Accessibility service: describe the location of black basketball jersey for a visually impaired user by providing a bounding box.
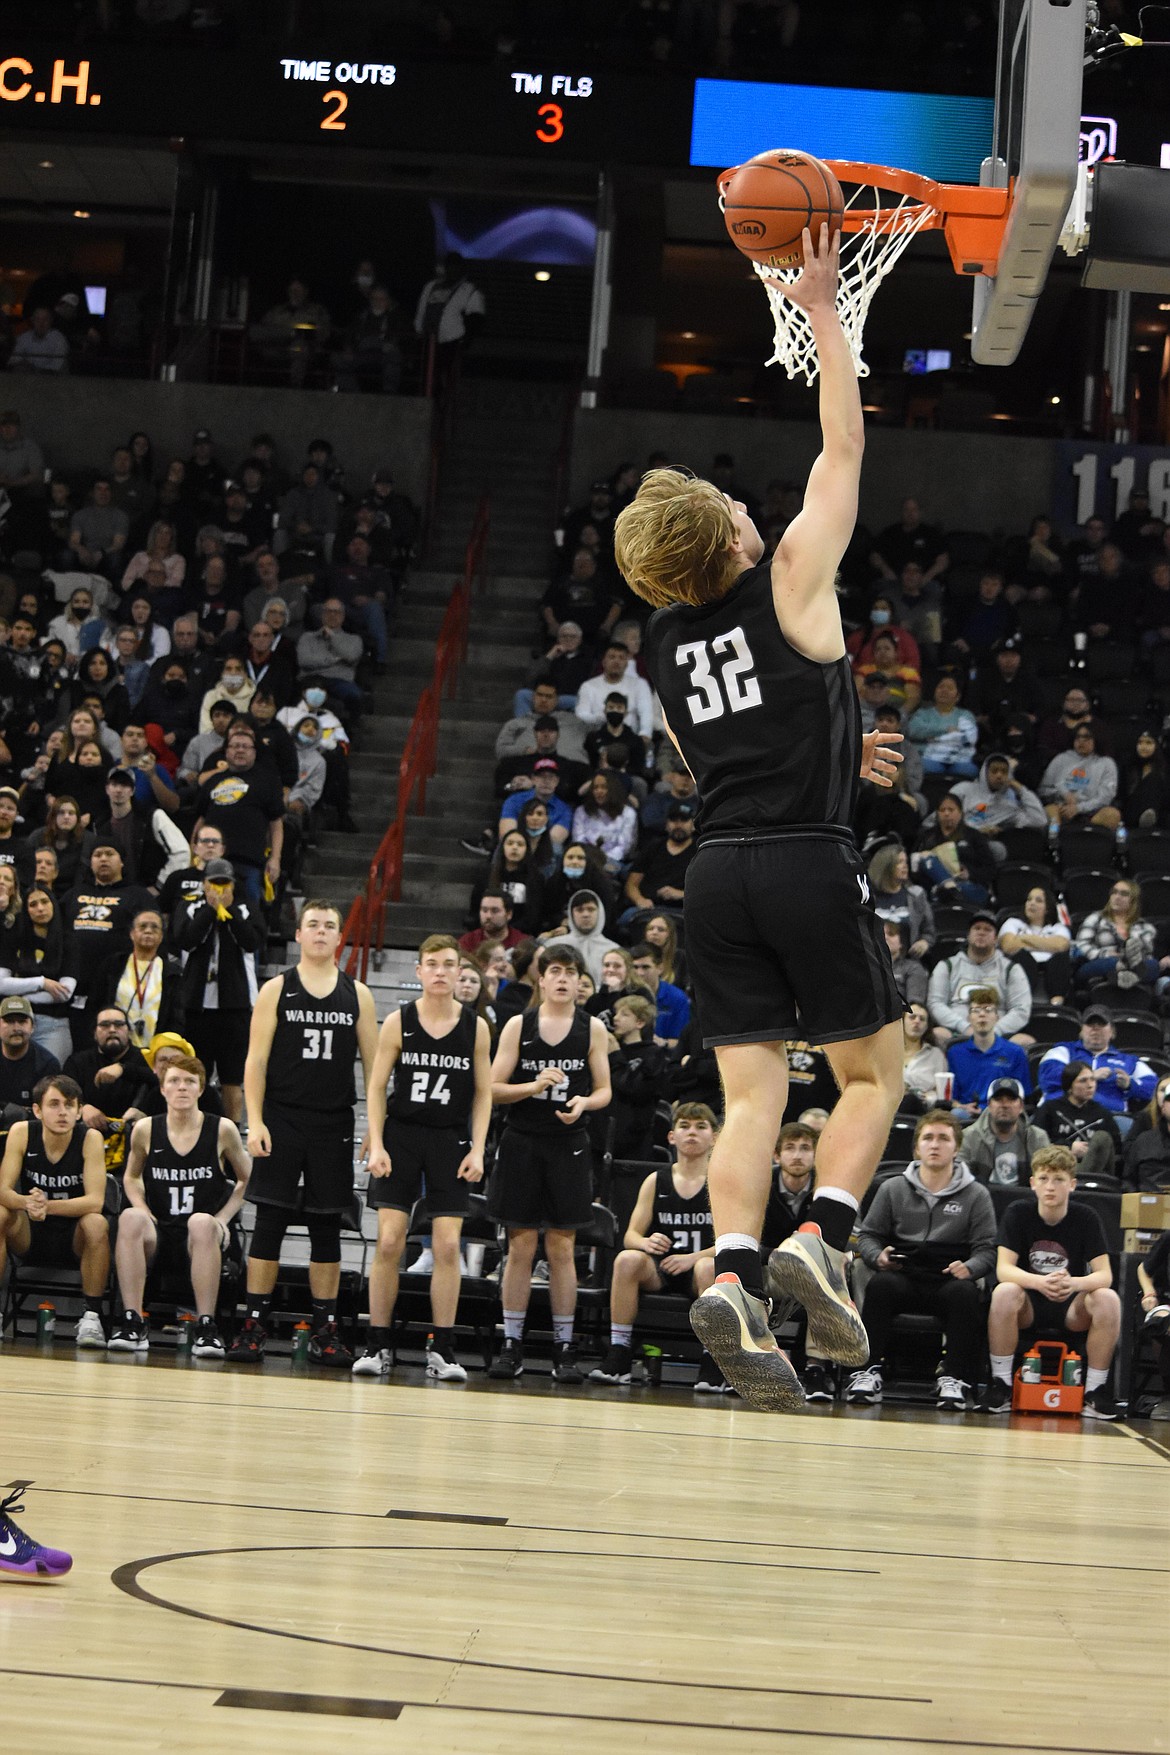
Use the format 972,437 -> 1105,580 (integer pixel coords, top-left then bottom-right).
507,1005 -> 593,1136
652,1165 -> 714,1256
645,560 -> 861,839
386,1001 -> 477,1132
142,1111 -> 231,1226
265,966 -> 361,1115
19,1121 -> 90,1202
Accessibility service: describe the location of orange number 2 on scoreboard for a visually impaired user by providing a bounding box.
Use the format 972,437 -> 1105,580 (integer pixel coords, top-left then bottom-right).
535,101 -> 563,144
321,89 -> 348,130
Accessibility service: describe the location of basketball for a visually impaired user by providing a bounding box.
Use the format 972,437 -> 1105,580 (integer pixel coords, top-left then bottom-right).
717,149 -> 844,269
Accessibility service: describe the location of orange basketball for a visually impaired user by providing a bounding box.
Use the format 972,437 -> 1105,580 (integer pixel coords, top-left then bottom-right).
718,149 -> 844,269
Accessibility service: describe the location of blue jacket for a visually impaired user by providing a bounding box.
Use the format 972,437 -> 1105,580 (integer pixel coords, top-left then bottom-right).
500,788 -> 573,837
946,1034 -> 1032,1106
1037,1042 -> 1157,1113
653,978 -> 690,1043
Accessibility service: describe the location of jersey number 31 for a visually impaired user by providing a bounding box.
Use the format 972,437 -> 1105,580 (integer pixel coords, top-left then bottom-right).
676,627 -> 762,725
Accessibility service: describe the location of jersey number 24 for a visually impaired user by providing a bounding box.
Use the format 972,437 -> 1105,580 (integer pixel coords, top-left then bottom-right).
676,627 -> 761,725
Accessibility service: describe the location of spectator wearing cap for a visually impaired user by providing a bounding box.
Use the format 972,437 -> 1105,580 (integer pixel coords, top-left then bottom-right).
856,669 -> 897,735
0,409 -> 43,496
494,713 -> 579,801
520,620 -> 595,712
69,479 -> 129,582
0,995 -> 60,1112
93,767 -> 186,890
974,637 -> 1042,743
9,305 -> 69,374
951,753 -> 1047,845
1037,1004 -> 1157,1135
498,759 -> 572,849
296,598 -> 364,714
927,912 -> 1033,1047
1072,875 -> 1158,996
124,1029 -> 224,1120
639,764 -> 699,839
191,720 -> 284,910
622,802 -> 697,926
575,642 -> 655,744
1041,722 -> 1121,829
961,1076 -> 1048,1185
946,991 -> 1032,1120
495,680 -> 589,766
1034,1060 -> 1121,1181
173,857 -> 264,1123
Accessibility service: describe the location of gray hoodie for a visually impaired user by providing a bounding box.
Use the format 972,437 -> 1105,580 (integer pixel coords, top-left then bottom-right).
953,759 -> 1047,833
559,887 -> 619,984
1039,747 -> 1119,817
859,1160 -> 998,1280
926,946 -> 1033,1037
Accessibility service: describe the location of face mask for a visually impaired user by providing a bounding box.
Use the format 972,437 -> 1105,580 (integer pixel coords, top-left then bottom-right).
526,825 -> 544,840
563,863 -> 586,880
870,609 -> 891,626
223,675 -> 244,692
304,687 -> 326,708
164,679 -> 186,696
605,712 -> 624,727
297,732 -> 317,748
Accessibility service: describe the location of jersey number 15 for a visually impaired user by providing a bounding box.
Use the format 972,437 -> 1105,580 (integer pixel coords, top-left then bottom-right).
676,627 -> 762,725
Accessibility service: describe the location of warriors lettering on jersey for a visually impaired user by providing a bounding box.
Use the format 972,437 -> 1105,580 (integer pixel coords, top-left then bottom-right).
20,1122 -> 89,1201
266,967 -> 361,1114
658,1204 -> 714,1230
387,1002 -> 476,1130
399,1050 -> 471,1071
282,1008 -> 354,1026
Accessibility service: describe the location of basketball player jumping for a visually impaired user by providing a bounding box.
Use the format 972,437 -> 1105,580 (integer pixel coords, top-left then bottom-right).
614,224 -> 905,1412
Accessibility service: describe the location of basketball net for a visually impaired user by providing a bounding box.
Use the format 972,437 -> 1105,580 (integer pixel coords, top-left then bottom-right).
752,183 -> 938,384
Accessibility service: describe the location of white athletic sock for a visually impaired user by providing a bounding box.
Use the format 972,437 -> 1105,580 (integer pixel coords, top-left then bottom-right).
1086,1366 -> 1109,1392
552,1315 -> 574,1344
990,1353 -> 1014,1384
715,1232 -> 759,1255
611,1323 -> 633,1348
503,1310 -> 525,1342
814,1186 -> 860,1212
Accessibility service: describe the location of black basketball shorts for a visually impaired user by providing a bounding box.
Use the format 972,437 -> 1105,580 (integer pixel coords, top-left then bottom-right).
17,1215 -> 80,1269
368,1120 -> 472,1217
683,831 -> 903,1048
487,1129 -> 594,1230
247,1108 -> 355,1214
186,1010 -> 251,1088
147,1222 -> 194,1285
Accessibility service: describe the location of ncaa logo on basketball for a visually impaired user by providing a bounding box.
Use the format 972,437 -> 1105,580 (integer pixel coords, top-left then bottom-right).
732,220 -> 767,238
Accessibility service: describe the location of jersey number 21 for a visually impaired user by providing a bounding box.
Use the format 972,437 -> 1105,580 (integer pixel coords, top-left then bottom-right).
676,627 -> 762,725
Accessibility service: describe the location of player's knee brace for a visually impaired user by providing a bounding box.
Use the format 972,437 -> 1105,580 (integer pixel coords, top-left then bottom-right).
307,1212 -> 342,1262
250,1205 -> 290,1261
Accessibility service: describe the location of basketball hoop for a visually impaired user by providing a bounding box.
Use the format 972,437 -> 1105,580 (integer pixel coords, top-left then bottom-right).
740,161 -> 1011,384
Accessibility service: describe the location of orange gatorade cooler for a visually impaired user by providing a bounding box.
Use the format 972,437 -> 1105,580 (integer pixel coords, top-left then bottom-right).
1011,1341 -> 1084,1415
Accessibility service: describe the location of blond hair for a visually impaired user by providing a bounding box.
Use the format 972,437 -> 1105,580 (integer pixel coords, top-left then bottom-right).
613,468 -> 740,610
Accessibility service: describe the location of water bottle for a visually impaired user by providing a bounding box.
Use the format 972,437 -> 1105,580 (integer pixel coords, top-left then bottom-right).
642,1343 -> 663,1388
1062,1354 -> 1083,1386
175,1313 -> 194,1352
292,1321 -> 312,1362
1020,1352 -> 1041,1383
36,1302 -> 56,1341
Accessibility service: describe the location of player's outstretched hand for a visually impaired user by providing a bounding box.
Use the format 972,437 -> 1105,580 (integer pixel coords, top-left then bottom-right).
767,224 -> 839,313
249,1124 -> 273,1158
859,728 -> 904,788
457,1148 -> 485,1183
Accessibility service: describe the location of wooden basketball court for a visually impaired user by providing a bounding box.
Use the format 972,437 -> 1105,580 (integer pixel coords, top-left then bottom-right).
2,1346 -> 1166,1755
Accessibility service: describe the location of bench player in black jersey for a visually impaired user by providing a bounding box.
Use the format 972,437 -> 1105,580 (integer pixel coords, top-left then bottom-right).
0,1075 -> 109,1348
614,226 -> 905,1412
230,899 -> 379,1367
590,1101 -> 722,1388
353,934 -> 492,1381
109,1055 -> 251,1358
488,943 -> 611,1383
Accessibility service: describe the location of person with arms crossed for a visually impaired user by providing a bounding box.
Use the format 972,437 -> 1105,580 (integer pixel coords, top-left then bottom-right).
487,943 -> 611,1383
613,226 -> 904,1411
108,1054 -> 250,1359
229,900 -> 379,1367
0,1075 -> 109,1348
354,935 -> 492,1382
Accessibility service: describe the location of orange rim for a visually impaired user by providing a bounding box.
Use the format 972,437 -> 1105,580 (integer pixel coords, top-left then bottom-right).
824,159 -> 1011,277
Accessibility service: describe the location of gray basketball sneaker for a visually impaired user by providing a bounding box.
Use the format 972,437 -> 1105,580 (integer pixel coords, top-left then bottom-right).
768,1223 -> 869,1368
688,1275 -> 803,1413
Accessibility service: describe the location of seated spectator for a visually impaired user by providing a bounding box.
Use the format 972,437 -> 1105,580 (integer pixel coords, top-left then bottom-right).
455,957 -> 496,1037
572,772 -> 639,876
93,766 -> 186,889
0,995 -> 62,1112
1120,727 -> 1170,830
1034,1060 -> 1120,1181
946,992 -> 1032,1118
927,912 -> 1033,1047
505,799 -> 559,880
642,912 -> 686,991
1073,875 -> 1158,997
276,682 -> 353,831
328,533 -> 390,669
589,1103 -> 716,1387
69,478 -> 128,582
497,679 -> 589,766
602,993 -> 667,1161
883,920 -> 927,1007
243,553 -> 308,637
498,758 -> 572,851
962,1077 -> 1048,1185
951,754 -> 1047,842
109,1053 -> 250,1358
1001,514 -> 1065,597
0,788 -> 34,885
575,642 -> 655,744
188,554 -> 241,651
847,1109 -> 996,1411
120,519 -> 186,598
257,278 -> 332,389
951,570 -> 1016,656
103,628 -> 151,708
178,700 -> 235,785
29,796 -> 95,895
852,628 -> 921,714
332,282 -> 405,393
470,830 -> 545,937
0,1074 -> 109,1348
912,793 -> 995,905
1073,541 -> 1134,641
542,888 -> 619,984
116,597 -> 172,664
75,649 -> 132,733
458,891 -> 525,956
1036,684 -> 1111,765
846,596 -> 921,674
296,597 -> 365,714
134,659 -> 200,760
907,674 -> 978,778
639,763 -> 699,839
1122,1073 -> 1170,1191
1135,557 -> 1170,652
986,1144 -> 1121,1417
494,714 -> 584,802
999,885 -> 1072,1006
540,547 -> 620,646
48,587 -> 103,659
868,841 -> 934,958
901,1001 -> 948,1111
761,1123 -> 817,1252
197,656 -> 255,733
542,841 -> 615,933
0,888 -> 77,1066
1138,1231 -> 1170,1400
623,802 -> 696,924
191,720 -> 284,910
973,637 -> 1042,743
870,496 -> 950,589
585,946 -> 645,1031
278,461 -> 339,553
1041,722 -> 1120,830
9,306 -> 69,374
42,736 -> 111,829
215,481 -> 268,569
629,940 -> 689,1048
583,692 -> 648,776
1036,1003 -> 1157,1133
519,621 -> 594,712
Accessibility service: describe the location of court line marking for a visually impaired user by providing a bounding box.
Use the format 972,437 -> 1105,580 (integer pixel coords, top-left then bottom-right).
216,1688 -> 403,1719
385,1508 -> 508,1525
1118,1423 -> 1170,1464
112,1544 -> 918,1705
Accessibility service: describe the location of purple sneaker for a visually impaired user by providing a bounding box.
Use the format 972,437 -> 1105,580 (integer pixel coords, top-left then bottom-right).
0,1488 -> 73,1582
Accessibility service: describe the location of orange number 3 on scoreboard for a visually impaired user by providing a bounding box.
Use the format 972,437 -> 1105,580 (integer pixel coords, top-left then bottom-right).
535,101 -> 563,144
321,89 -> 348,130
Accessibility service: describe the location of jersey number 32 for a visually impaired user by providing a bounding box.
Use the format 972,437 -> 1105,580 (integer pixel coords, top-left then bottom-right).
676,627 -> 762,725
